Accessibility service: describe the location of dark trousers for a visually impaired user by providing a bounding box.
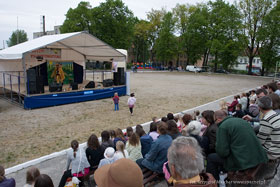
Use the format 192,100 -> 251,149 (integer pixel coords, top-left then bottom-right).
136,158 -> 146,169
58,170 -> 72,187
206,153 -> 224,180
129,107 -> 133,114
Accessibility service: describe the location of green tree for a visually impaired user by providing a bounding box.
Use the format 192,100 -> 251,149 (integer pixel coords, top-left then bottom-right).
61,0 -> 135,49
146,9 -> 166,63
239,0 -> 275,74
60,2 -> 92,34
182,4 -> 210,65
92,0 -> 136,49
208,0 -> 243,70
154,12 -> 177,65
132,20 -> 151,62
258,2 -> 280,75
173,4 -> 197,67
7,30 -> 28,47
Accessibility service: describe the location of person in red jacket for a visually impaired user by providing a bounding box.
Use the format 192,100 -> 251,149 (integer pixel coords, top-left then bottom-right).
113,92 -> 119,111
227,95 -> 238,114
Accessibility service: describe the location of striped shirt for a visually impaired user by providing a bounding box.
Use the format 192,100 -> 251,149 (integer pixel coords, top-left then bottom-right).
257,110 -> 280,159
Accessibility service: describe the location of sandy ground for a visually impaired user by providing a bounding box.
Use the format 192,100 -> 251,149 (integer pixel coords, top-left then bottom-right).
0,72 -> 272,168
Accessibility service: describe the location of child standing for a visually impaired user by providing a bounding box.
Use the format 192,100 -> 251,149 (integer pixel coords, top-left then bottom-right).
113,92 -> 119,111
127,93 -> 136,115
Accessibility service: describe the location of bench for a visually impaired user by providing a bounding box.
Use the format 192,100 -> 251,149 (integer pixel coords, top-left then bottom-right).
142,168 -> 162,186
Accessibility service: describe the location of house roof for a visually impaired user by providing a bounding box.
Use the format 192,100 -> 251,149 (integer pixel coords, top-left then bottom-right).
0,32 -> 125,61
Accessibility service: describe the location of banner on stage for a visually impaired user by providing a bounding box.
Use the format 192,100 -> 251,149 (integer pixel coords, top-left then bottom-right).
47,61 -> 74,85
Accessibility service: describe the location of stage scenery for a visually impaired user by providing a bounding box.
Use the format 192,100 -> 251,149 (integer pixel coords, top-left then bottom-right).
0,32 -> 129,109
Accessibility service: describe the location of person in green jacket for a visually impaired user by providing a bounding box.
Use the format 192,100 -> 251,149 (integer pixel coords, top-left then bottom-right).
206,110 -> 268,180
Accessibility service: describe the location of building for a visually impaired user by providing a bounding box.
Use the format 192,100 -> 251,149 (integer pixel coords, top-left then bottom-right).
33,25 -> 61,39
234,56 -> 262,74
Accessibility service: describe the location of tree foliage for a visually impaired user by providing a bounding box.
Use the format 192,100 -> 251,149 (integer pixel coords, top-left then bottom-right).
61,0 -> 135,49
154,12 -> 177,64
258,2 -> 280,74
239,0 -> 275,74
7,30 -> 28,47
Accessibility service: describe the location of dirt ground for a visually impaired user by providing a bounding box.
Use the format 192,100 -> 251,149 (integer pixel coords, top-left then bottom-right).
0,72 -> 272,168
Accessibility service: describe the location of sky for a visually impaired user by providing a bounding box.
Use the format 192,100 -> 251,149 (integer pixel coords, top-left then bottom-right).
0,0 -> 235,49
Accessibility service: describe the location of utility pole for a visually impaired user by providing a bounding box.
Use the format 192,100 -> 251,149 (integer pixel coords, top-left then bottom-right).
3,40 -> 5,49
43,15 -> 46,35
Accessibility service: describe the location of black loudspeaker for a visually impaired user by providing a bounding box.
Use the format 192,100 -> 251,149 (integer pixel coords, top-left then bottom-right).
113,72 -> 120,85
71,82 -> 78,90
118,68 -> 125,85
103,79 -> 114,87
85,81 -> 95,88
36,76 -> 45,93
49,83 -> 62,92
27,69 -> 37,82
28,82 -> 37,94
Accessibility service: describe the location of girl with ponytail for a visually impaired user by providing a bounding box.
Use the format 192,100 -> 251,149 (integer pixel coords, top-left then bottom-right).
58,140 -> 90,187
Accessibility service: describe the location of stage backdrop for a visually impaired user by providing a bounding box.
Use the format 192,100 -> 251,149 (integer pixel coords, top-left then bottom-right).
47,61 -> 74,84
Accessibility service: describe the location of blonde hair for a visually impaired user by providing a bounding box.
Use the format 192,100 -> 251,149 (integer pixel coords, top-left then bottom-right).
116,141 -> 126,158
114,92 -> 118,96
219,100 -> 228,111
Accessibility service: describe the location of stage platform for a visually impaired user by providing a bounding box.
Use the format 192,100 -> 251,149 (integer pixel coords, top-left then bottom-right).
23,85 -> 126,109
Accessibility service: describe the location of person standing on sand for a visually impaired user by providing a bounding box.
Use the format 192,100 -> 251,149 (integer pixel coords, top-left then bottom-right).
113,92 -> 119,111
128,93 -> 136,116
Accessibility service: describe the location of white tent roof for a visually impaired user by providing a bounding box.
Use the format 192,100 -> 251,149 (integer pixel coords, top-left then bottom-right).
0,32 -> 125,61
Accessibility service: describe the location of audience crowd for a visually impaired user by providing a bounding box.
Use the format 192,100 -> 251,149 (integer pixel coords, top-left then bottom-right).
2,81 -> 280,187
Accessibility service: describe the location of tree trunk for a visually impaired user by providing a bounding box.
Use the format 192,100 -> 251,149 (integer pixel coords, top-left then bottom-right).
248,56 -> 254,75
261,65 -> 265,76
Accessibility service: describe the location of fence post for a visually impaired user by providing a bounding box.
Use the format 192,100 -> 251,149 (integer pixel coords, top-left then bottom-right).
10,74 -> 12,100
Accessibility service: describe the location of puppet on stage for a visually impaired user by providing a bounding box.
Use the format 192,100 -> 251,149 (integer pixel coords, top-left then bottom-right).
51,63 -> 65,84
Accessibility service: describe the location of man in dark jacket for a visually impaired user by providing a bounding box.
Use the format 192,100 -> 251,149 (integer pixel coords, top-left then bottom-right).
207,110 -> 268,180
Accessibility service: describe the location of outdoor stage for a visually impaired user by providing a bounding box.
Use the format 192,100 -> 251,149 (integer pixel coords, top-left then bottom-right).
0,71 -> 129,109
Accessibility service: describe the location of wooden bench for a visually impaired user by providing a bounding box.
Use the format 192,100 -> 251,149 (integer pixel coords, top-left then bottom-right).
142,168 -> 161,186
227,163 -> 263,182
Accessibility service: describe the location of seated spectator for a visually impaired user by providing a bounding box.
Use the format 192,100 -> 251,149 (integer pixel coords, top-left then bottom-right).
161,116 -> 168,122
183,121 -> 208,151
149,122 -> 159,141
136,122 -> 173,173
268,93 -> 280,114
58,140 -> 90,187
94,158 -> 143,187
232,104 -> 245,118
98,147 -> 116,168
114,141 -> 129,160
267,82 -> 280,96
167,120 -> 181,140
0,165 -> 15,187
182,113 -> 193,129
239,93 -> 248,111
24,167 -> 40,187
167,113 -> 175,121
207,110 -> 268,180
248,99 -> 259,117
219,100 -> 228,112
136,127 -> 153,157
257,96 -> 280,159
113,128 -> 126,148
152,116 -> 159,122
126,133 -> 143,161
100,130 -> 114,154
34,174 -> 54,187
167,136 -> 216,187
193,110 -> 201,121
201,110 -> 217,155
125,126 -> 133,140
86,134 -> 104,171
227,96 -> 238,114
249,90 -> 257,101
109,129 -> 116,141
174,115 -> 183,132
